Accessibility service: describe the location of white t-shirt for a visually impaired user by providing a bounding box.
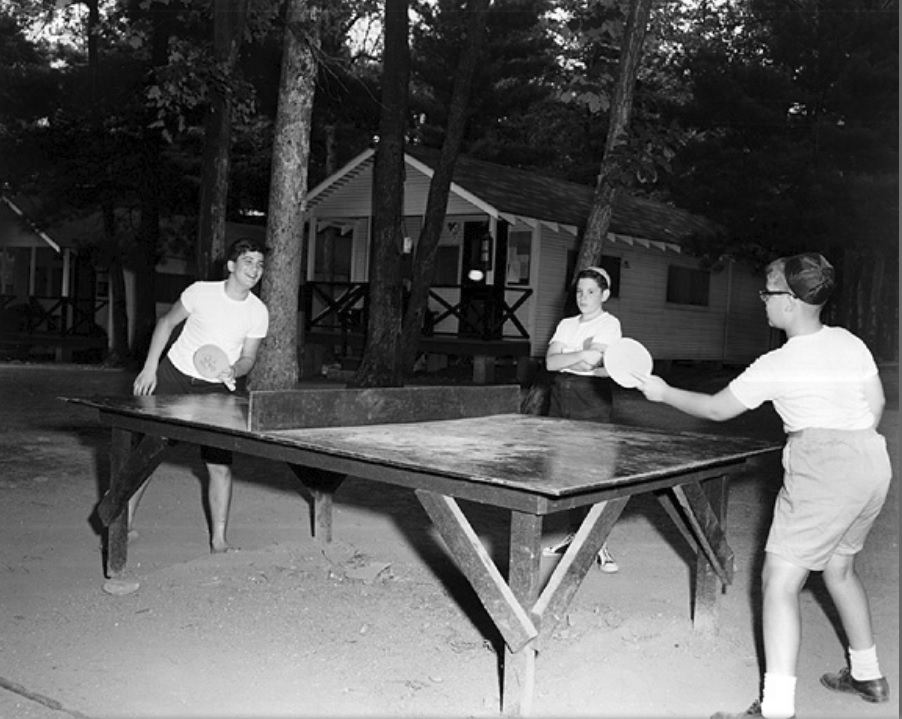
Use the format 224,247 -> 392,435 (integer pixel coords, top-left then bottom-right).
729,325 -> 879,433
549,312 -> 622,376
168,281 -> 269,379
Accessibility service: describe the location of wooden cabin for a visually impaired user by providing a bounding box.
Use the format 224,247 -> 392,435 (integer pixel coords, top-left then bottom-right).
301,146 -> 773,381
0,193 -> 109,361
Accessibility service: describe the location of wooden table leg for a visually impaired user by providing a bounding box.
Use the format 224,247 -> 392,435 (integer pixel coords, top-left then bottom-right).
502,512 -> 543,716
657,476 -> 733,631
693,475 -> 729,632
106,429 -> 132,578
287,465 -> 345,543
415,490 -> 539,715
102,429 -> 169,578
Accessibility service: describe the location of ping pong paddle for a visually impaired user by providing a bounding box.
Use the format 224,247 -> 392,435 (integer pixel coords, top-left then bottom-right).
604,338 -> 653,389
193,344 -> 236,391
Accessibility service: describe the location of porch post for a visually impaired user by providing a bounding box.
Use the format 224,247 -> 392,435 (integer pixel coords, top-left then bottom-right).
29,247 -> 37,295
61,249 -> 71,297
305,214 -> 317,282
62,249 -> 73,341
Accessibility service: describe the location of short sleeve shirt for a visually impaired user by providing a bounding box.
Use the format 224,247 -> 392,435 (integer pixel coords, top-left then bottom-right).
728,326 -> 879,433
549,312 -> 622,376
168,281 -> 269,379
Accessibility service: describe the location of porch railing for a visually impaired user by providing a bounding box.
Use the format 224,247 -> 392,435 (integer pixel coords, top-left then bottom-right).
0,295 -> 110,338
300,282 -> 532,342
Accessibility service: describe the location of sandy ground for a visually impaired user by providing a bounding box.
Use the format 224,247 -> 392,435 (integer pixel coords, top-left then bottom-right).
0,362 -> 897,719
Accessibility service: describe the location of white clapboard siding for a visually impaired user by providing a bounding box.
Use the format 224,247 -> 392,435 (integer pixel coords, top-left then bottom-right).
303,148 -> 771,367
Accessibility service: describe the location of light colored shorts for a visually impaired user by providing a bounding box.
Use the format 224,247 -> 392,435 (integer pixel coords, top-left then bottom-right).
766,427 -> 892,570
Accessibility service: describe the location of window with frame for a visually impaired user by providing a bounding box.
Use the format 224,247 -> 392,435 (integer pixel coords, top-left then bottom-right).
666,265 -> 710,306
313,225 -> 352,281
506,230 -> 532,285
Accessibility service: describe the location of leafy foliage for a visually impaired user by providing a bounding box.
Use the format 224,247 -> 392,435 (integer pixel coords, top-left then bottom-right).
0,0 -> 896,361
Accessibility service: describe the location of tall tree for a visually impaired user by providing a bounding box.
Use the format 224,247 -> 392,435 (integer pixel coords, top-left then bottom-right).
81,0 -> 131,364
196,0 -> 249,280
350,0 -> 410,388
573,0 -> 653,273
411,0 -> 561,168
664,0 -> 899,359
398,0 -> 490,374
521,0 -> 653,414
131,0 -> 174,361
251,0 -> 321,390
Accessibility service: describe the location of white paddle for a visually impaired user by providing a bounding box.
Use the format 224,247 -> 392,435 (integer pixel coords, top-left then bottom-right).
193,344 -> 236,391
604,338 -> 653,388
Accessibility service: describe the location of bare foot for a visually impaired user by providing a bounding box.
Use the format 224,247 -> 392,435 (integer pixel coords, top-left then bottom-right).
102,577 -> 140,596
210,542 -> 239,554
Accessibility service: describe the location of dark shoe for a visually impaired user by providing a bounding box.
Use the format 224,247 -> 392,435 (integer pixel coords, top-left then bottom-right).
820,667 -> 889,703
710,700 -> 795,719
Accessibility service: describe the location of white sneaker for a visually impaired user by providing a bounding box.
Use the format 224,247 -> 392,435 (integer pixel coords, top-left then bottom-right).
596,543 -> 619,573
542,533 -> 576,557
543,534 -> 620,573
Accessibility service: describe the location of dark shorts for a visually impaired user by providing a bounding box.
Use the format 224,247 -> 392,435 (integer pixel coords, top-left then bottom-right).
548,373 -> 614,422
156,357 -> 233,466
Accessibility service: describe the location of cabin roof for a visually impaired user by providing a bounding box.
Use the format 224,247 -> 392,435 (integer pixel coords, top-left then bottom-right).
307,146 -> 718,248
0,194 -> 66,252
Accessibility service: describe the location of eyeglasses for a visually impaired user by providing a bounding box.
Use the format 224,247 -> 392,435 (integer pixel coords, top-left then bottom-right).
758,290 -> 795,302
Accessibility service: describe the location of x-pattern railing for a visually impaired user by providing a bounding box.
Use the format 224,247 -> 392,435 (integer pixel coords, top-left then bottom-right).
306,283 -> 368,331
303,282 -> 532,341
1,295 -> 109,336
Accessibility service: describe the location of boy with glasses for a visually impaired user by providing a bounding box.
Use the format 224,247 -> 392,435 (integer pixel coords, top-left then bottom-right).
635,252 -> 891,719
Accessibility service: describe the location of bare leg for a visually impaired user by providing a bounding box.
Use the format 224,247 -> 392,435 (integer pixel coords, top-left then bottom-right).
207,462 -> 234,553
761,552 -> 809,676
822,552 -> 875,650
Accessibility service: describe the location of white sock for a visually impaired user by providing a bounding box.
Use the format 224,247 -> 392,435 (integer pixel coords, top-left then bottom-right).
760,672 -> 796,719
849,645 -> 882,681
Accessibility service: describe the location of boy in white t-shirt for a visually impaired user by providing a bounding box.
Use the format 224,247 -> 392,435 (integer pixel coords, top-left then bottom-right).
543,266 -> 623,572
131,237 -> 270,554
635,253 -> 891,719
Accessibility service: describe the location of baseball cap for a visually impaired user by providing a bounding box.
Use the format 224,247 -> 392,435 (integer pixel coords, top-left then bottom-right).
784,253 -> 834,305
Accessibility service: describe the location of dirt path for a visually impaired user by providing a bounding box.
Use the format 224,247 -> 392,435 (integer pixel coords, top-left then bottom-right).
0,363 -> 897,719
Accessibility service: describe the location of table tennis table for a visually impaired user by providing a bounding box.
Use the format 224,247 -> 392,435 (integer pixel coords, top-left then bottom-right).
67,385 -> 778,716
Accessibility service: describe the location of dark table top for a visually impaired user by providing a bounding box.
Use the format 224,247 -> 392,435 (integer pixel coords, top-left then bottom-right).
67,394 -> 780,498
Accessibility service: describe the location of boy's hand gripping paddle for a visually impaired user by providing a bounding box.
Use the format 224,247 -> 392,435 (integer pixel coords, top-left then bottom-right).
604,338 -> 653,388
193,344 -> 236,391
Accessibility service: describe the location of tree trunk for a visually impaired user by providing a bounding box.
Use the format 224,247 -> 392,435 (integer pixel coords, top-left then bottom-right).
107,256 -> 129,363
87,0 -> 129,364
398,0 -> 490,374
131,3 -> 172,361
574,0 -> 653,274
196,0 -> 249,280
524,0 -> 652,411
101,201 -> 130,363
250,0 -> 319,391
350,0 -> 410,388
